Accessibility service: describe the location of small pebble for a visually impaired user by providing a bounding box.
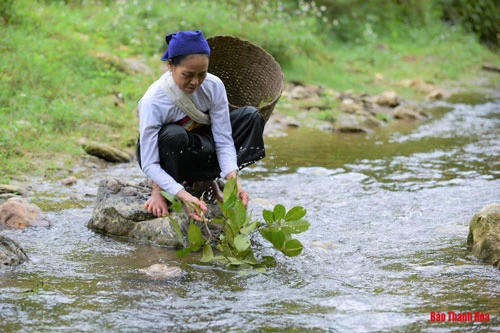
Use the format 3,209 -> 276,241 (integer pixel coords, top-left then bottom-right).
62,176 -> 77,186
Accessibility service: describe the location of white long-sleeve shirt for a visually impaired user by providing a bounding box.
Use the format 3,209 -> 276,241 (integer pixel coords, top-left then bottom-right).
138,72 -> 238,195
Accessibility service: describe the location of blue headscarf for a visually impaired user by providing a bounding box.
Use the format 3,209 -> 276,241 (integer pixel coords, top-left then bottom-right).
161,30 -> 211,61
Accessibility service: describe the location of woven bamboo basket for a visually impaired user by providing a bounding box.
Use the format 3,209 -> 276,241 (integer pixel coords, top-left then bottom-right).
207,36 -> 284,123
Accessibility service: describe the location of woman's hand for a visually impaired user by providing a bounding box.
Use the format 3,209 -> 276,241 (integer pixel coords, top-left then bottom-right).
176,189 -> 208,221
237,187 -> 249,207
145,182 -> 170,217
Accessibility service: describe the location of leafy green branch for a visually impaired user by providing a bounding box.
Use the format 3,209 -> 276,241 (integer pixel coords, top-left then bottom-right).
162,178 -> 310,269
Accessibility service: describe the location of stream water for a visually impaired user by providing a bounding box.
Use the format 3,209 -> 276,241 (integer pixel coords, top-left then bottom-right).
1,90 -> 499,332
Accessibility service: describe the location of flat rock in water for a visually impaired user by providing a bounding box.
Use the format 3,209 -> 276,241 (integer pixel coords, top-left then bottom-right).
138,263 -> 184,279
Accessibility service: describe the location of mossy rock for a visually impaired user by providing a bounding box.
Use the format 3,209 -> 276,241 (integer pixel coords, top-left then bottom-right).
467,203 -> 500,267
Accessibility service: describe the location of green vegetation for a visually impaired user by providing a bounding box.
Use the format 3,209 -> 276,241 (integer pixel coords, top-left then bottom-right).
1,0 -> 499,181
166,178 -> 309,270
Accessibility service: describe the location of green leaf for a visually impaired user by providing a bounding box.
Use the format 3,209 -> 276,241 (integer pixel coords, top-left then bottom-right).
281,239 -> 304,257
242,251 -> 258,265
220,178 -> 238,215
223,177 -> 237,203
233,234 -> 251,252
161,191 -> 183,213
200,243 -> 214,262
161,191 -> 176,203
284,206 -> 307,221
281,219 -> 310,234
260,228 -> 286,249
211,217 -> 225,225
188,222 -> 205,250
212,255 -> 229,264
221,194 -> 237,214
240,221 -> 259,235
226,199 -> 247,236
227,256 -> 245,266
233,199 -> 247,227
176,247 -> 193,258
168,218 -> 184,244
226,213 -> 238,237
273,204 -> 286,221
263,209 -> 274,224
261,255 -> 277,267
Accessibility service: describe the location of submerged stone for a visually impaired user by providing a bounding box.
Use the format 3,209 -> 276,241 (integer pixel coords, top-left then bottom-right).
138,263 -> 184,279
0,235 -> 29,267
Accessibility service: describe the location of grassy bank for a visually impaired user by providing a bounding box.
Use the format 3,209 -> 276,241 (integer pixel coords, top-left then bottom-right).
1,0 -> 499,183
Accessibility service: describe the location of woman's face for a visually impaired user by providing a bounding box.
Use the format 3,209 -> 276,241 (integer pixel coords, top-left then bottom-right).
168,54 -> 209,94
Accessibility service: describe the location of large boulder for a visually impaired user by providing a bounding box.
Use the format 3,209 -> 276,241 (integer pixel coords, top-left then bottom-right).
0,197 -> 50,230
87,178 -> 223,247
0,235 -> 29,267
467,203 -> 500,267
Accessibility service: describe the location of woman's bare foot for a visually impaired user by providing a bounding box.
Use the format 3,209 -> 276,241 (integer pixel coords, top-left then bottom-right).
144,182 -> 169,217
211,180 -> 224,203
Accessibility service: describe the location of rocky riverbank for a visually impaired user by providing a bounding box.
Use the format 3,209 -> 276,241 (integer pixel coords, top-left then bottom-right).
264,79 -> 446,135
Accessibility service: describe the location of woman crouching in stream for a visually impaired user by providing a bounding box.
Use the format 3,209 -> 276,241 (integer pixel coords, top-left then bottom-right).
136,30 -> 265,221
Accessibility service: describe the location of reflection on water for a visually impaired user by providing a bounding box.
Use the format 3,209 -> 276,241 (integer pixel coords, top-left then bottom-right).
1,96 -> 500,332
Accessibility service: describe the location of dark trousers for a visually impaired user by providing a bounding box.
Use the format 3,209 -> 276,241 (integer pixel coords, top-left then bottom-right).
137,106 -> 265,183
